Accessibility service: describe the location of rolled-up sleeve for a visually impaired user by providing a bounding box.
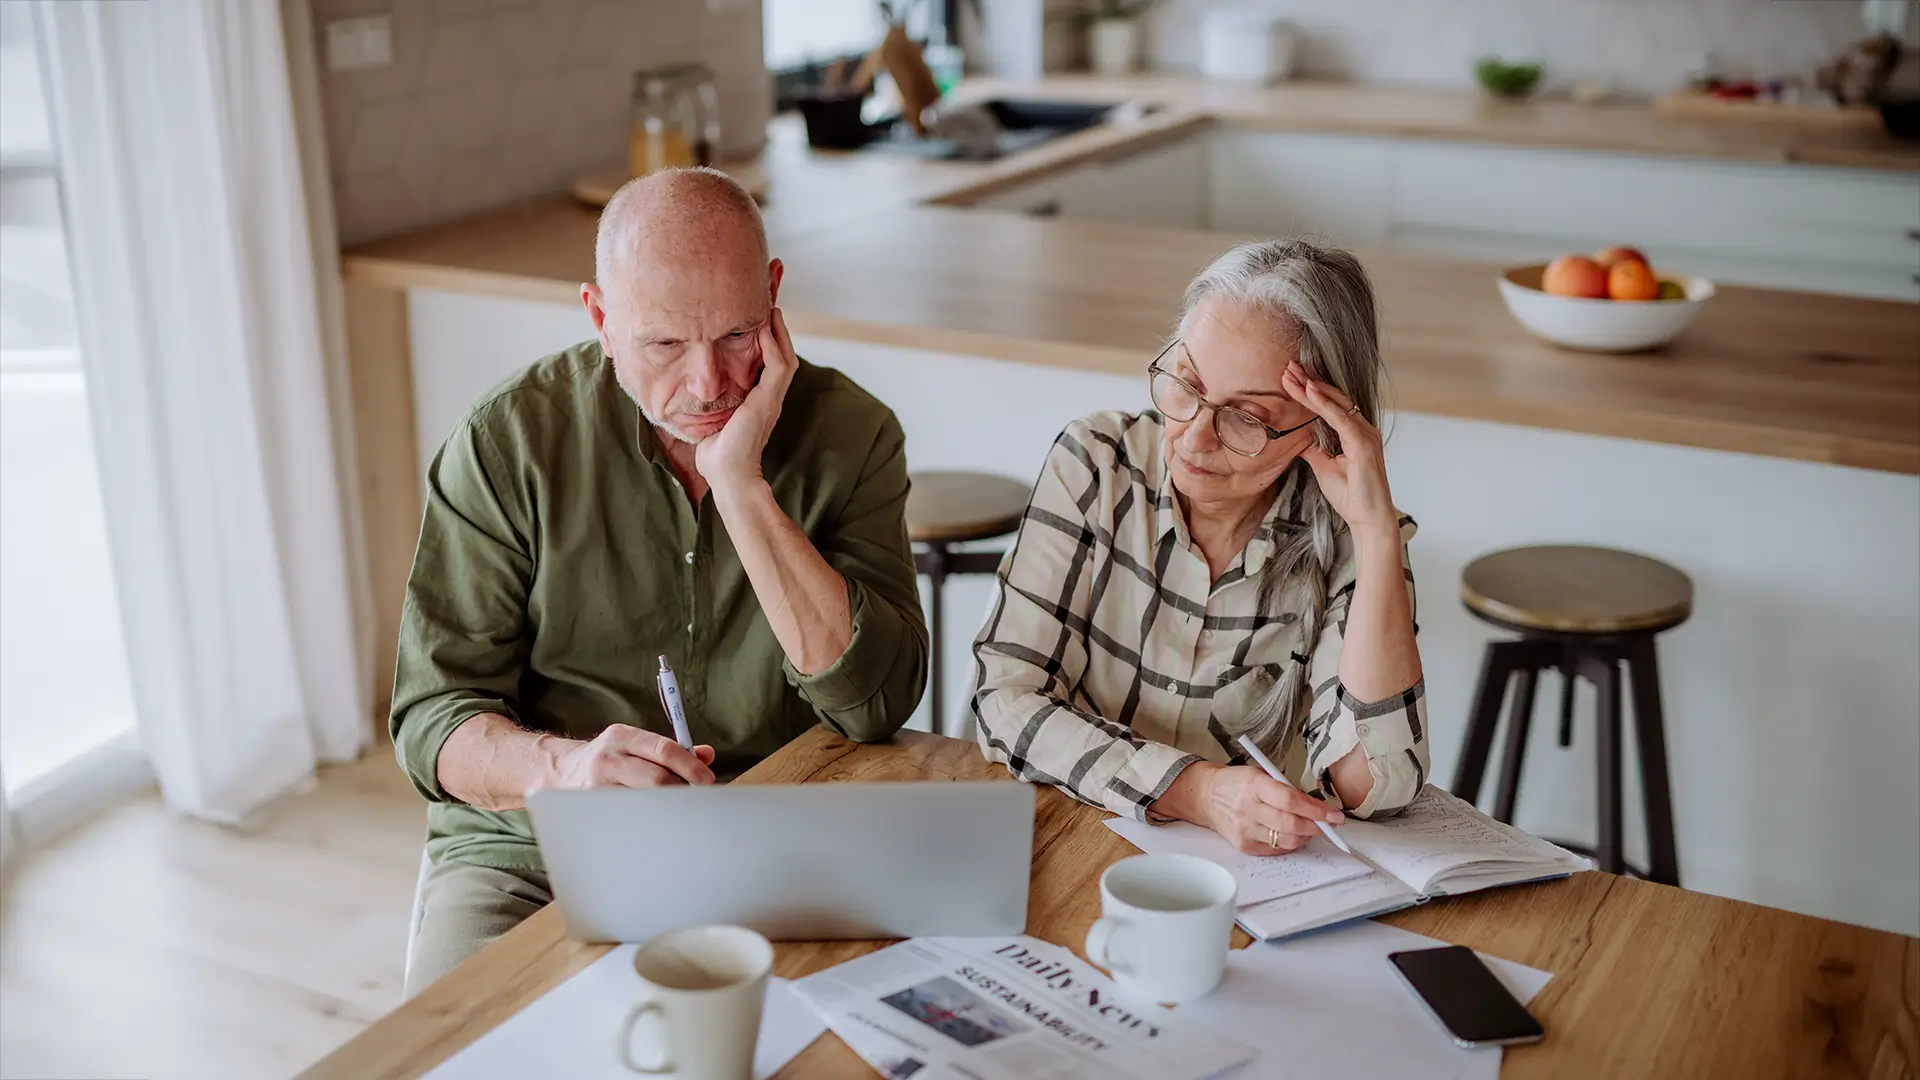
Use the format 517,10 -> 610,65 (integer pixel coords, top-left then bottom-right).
389,413 -> 533,803
782,411 -> 928,742
971,426 -> 1202,820
1301,514 -> 1428,818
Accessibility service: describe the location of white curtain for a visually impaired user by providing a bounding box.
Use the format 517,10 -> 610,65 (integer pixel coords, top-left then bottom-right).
0,760 -> 13,868
35,0 -> 369,822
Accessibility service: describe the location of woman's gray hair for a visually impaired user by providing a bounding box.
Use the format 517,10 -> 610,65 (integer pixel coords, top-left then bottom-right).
1175,239 -> 1384,764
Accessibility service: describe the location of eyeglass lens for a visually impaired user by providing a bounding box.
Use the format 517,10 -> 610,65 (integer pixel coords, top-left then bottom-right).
1150,369 -> 1271,455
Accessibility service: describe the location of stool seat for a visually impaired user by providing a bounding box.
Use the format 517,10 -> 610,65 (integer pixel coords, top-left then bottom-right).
906,470 -> 1032,739
1462,545 -> 1692,635
1453,543 -> 1690,886
906,471 -> 1031,545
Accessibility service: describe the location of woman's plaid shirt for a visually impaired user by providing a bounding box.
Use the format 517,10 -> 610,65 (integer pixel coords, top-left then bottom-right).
970,410 -> 1428,822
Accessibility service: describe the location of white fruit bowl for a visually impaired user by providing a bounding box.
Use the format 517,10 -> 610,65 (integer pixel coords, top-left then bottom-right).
1498,264 -> 1715,352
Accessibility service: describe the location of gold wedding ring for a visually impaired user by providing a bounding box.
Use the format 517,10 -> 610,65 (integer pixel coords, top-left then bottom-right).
1347,403 -> 1362,416
1266,826 -> 1280,849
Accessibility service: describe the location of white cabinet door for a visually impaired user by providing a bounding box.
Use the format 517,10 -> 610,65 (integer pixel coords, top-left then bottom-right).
978,129 -> 1919,300
1390,141 -> 1920,300
973,138 -> 1207,230
1206,128 -> 1392,247
972,169 -> 1081,219
1070,137 -> 1207,230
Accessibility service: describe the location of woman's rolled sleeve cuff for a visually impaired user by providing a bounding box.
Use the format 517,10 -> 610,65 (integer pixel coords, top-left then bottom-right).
1313,679 -> 1429,819
1109,743 -> 1204,822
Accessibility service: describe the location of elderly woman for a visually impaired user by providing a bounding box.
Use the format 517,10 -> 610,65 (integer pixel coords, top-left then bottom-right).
970,239 -> 1426,854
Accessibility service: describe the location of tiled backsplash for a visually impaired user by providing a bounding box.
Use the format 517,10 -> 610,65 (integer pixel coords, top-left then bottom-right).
1143,0 -> 1900,95
311,0 -> 769,244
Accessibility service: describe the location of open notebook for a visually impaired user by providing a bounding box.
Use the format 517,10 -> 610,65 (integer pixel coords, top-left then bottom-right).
1107,785 -> 1591,941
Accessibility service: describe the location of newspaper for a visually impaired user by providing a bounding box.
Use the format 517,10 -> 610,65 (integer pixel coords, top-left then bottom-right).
791,936 -> 1257,1080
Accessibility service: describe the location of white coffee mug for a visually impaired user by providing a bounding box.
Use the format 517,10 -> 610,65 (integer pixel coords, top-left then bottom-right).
1084,854 -> 1237,1004
617,924 -> 774,1079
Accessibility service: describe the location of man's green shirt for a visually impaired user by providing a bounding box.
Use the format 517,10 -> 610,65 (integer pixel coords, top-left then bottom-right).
390,341 -> 928,871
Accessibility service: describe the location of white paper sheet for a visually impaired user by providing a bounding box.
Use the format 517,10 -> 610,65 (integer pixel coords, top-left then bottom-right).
1105,817 -> 1375,907
421,945 -> 826,1080
1175,920 -> 1554,1080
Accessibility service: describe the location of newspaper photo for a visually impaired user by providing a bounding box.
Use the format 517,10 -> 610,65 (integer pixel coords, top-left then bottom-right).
791,936 -> 1256,1080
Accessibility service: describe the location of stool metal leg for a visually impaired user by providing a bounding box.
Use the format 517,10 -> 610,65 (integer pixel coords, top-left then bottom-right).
1556,655 -> 1577,747
1626,636 -> 1682,886
1453,642 -> 1518,804
1492,667 -> 1538,823
1584,651 -> 1625,875
922,542 -> 949,737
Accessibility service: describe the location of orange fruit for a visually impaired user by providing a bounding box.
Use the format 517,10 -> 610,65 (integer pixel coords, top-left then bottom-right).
1607,260 -> 1659,301
1543,255 -> 1609,298
1594,245 -> 1649,269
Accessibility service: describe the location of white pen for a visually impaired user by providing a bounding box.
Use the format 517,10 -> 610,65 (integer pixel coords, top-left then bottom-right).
1235,733 -> 1354,854
656,655 -> 694,749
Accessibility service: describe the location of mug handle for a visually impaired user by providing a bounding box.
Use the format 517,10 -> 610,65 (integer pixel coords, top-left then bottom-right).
1085,916 -> 1134,976
616,1000 -> 675,1075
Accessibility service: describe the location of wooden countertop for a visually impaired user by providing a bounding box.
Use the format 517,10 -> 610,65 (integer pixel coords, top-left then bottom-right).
960,75 -> 1920,173
345,187 -> 1920,474
344,79 -> 1920,474
299,727 -> 1919,1080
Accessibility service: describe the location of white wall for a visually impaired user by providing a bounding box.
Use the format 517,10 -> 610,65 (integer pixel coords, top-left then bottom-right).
407,291 -> 1920,937
1141,0 -> 1902,98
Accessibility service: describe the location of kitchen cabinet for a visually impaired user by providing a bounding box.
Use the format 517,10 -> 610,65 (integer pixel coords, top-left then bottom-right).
974,137 -> 1205,230
1207,129 -> 1391,248
1390,141 -> 1920,301
995,128 -> 1920,301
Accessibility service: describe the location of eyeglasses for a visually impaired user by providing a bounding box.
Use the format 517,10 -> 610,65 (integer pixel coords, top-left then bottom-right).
1147,340 -> 1316,457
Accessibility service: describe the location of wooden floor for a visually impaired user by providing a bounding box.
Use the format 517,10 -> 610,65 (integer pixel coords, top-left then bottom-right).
0,751 -> 423,1080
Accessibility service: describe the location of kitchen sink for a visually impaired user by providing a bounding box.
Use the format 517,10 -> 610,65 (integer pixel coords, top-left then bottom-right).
863,97 -> 1156,160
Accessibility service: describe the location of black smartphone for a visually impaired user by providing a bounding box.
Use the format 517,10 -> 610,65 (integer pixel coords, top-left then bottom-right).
1387,945 -> 1545,1048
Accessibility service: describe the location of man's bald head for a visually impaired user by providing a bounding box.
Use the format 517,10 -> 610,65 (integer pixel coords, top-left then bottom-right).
594,166 -> 768,291
582,166 -> 784,445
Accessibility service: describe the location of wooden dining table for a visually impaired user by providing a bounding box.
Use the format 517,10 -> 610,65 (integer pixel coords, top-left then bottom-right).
300,727 -> 1918,1080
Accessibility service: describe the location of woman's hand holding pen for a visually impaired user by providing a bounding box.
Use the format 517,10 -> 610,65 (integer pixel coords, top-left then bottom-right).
1156,761 -> 1345,856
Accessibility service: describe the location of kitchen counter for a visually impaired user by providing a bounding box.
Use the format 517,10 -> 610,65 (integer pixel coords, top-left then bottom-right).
955,75 -> 1920,174
346,122 -> 1920,474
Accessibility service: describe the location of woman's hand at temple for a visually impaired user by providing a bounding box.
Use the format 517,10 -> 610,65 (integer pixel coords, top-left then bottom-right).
1281,360 -> 1398,541
1155,760 -> 1345,855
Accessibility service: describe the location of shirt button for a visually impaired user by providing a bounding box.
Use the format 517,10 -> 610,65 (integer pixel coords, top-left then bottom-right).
684,551 -> 695,564
1166,680 -> 1178,693
686,623 -> 694,634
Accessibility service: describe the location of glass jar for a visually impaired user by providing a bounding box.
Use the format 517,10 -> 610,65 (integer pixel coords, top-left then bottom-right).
627,71 -> 698,177
687,65 -> 721,167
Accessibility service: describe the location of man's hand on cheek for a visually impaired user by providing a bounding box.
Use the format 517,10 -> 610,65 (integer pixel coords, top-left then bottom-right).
694,308 -> 798,492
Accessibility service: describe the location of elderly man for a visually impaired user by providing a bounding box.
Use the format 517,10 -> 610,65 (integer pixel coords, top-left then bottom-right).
391,168 -> 928,994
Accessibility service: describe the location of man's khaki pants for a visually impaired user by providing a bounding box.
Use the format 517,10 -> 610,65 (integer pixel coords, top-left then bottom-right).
404,860 -> 552,998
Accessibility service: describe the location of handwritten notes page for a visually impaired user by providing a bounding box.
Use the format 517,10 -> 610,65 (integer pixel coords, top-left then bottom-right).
1105,818 -> 1375,907
1339,786 -> 1587,895
1234,869 -> 1420,941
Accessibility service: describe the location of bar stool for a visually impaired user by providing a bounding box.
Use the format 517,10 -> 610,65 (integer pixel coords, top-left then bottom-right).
1451,544 -> 1691,886
906,470 -> 1031,736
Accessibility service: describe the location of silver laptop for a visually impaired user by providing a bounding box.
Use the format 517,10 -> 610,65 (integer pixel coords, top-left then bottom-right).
526,781 -> 1035,942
